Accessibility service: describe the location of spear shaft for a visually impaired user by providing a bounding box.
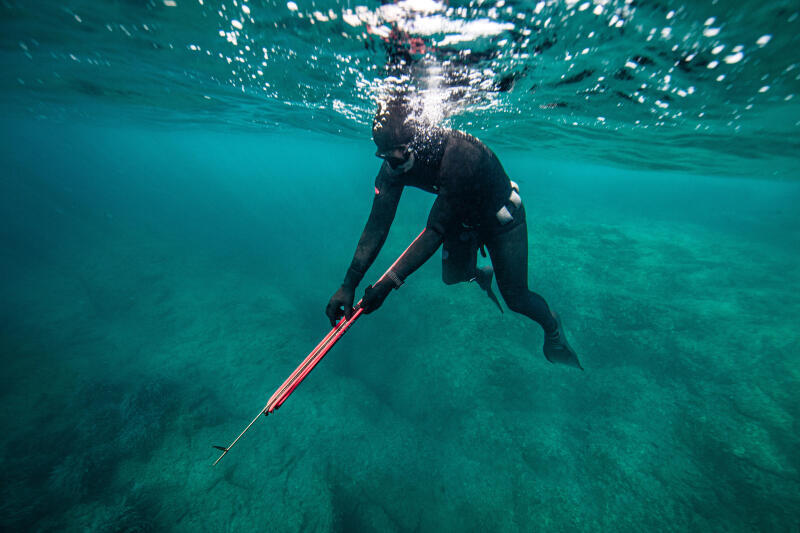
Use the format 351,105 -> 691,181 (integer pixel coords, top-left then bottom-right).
212,230 -> 426,465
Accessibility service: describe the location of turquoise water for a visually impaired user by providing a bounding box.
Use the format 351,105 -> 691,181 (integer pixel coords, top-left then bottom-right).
2,0 -> 800,531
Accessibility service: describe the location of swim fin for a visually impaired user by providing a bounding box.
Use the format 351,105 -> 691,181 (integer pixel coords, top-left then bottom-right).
473,266 -> 503,314
543,312 -> 583,370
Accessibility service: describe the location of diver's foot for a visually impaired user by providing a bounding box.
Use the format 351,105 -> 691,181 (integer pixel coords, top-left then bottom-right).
543,313 -> 583,370
472,266 -> 503,314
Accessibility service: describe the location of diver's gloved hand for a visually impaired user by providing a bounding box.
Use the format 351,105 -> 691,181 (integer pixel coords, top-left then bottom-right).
326,285 -> 355,327
360,280 -> 394,314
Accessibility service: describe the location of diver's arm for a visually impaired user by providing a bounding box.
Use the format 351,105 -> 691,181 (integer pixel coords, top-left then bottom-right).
359,227 -> 443,314
359,196 -> 452,314
326,171 -> 403,326
385,194 -> 453,281
343,174 -> 404,290
387,228 -> 443,281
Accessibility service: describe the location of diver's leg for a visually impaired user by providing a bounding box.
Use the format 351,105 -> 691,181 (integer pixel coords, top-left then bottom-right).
485,221 -> 556,332
485,220 -> 582,368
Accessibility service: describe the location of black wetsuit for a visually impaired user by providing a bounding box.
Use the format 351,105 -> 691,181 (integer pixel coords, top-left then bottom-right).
343,129 -> 558,334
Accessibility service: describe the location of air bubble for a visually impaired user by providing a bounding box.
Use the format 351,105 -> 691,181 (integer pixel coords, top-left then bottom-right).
724,52 -> 743,64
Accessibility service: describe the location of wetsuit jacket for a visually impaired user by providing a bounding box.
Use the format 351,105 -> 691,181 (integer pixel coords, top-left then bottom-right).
344,130 -> 516,289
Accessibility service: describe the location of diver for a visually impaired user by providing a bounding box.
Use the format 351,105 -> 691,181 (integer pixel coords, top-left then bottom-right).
325,99 -> 582,369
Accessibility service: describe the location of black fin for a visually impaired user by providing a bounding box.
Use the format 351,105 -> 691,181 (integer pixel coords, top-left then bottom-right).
543,313 -> 583,370
475,267 -> 503,314
213,446 -> 228,452
486,287 -> 504,314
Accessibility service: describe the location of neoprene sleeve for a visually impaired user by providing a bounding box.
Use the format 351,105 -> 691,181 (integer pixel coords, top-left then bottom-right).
343,178 -> 403,289
389,228 -> 444,281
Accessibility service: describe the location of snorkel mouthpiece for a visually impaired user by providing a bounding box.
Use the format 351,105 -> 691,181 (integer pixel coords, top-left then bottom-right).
395,151 -> 414,172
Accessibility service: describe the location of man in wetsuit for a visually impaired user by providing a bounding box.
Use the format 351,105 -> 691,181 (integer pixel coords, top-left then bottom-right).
325,100 -> 582,368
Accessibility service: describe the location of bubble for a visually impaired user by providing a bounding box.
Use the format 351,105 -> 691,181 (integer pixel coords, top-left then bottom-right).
723,52 -> 743,64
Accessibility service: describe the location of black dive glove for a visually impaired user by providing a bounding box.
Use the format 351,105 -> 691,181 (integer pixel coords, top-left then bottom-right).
326,285 -> 355,327
360,278 -> 397,314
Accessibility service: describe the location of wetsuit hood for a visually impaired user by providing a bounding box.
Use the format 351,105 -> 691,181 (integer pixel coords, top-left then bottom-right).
373,101 -> 418,170
373,101 -> 414,146
372,98 -> 448,171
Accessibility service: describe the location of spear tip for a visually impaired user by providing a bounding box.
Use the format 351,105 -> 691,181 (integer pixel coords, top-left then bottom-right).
212,446 -> 229,466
